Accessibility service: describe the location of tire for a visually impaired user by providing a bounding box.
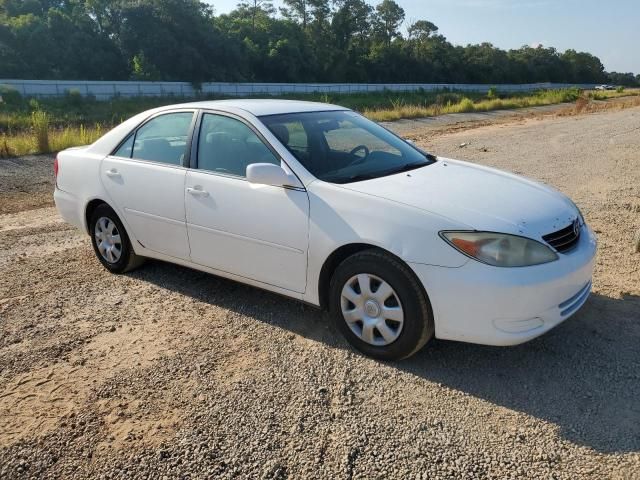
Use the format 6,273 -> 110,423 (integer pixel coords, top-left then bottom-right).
329,249 -> 434,361
89,203 -> 144,274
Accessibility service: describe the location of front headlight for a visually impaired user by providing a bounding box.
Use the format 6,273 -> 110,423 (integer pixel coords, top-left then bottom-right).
440,231 -> 558,267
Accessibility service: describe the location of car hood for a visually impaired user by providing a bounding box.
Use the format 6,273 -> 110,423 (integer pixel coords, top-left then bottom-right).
339,157 -> 579,239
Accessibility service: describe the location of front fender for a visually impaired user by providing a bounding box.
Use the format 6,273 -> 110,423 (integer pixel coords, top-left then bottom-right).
303,181 -> 469,305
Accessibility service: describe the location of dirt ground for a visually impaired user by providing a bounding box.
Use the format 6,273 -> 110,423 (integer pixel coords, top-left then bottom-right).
0,105 -> 639,479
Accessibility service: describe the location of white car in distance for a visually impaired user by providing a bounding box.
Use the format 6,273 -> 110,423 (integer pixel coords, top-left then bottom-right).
54,100 -> 597,360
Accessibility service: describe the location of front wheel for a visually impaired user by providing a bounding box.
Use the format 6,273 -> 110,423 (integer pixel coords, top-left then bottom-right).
89,204 -> 144,274
329,249 -> 434,361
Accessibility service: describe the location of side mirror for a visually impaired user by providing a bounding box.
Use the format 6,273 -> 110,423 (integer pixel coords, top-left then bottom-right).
246,163 -> 298,188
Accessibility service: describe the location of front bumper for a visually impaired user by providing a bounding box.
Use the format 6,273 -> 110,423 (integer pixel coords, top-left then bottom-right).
409,224 -> 597,346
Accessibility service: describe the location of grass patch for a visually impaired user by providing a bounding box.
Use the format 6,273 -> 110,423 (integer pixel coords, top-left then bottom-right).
0,89 -> 491,133
557,94 -> 640,117
1,125 -> 104,157
31,110 -> 51,152
362,88 -> 640,121
362,88 -> 585,122
1,87 -> 638,158
588,89 -> 640,100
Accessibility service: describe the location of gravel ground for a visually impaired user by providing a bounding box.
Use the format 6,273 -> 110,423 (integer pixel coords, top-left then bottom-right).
0,106 -> 639,479
0,155 -> 55,215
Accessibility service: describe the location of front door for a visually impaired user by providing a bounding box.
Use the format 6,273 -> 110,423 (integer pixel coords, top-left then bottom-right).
185,112 -> 309,292
101,110 -> 195,260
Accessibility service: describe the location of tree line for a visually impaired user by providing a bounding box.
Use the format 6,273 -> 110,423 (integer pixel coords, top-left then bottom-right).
1,0 -> 638,86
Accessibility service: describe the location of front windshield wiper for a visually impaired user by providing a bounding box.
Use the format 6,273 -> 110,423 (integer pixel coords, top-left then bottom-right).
332,162 -> 429,184
381,161 -> 430,176
335,173 -> 380,183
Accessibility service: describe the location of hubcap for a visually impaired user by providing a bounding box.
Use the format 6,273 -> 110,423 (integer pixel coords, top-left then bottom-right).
94,217 -> 122,264
364,299 -> 381,318
340,273 -> 404,347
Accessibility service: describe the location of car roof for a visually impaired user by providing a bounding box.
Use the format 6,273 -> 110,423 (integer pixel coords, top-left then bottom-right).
168,99 -> 349,116
87,99 -> 350,157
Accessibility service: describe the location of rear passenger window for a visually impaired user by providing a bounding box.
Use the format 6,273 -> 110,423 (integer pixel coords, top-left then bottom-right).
130,112 -> 194,165
114,134 -> 134,158
197,114 -> 279,177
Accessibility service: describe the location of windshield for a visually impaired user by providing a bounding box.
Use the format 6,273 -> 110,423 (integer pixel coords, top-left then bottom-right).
259,110 -> 436,184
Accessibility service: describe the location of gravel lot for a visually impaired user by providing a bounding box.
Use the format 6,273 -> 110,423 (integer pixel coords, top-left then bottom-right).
1,106 -> 639,479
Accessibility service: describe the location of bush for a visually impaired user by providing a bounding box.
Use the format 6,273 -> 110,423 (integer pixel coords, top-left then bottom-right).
0,85 -> 22,106
487,87 -> 498,99
574,96 -> 589,113
64,88 -> 84,108
31,110 -> 50,153
457,97 -> 475,113
390,97 -> 406,110
616,86 -> 625,93
564,87 -> 582,102
435,92 -> 463,105
0,135 -> 16,158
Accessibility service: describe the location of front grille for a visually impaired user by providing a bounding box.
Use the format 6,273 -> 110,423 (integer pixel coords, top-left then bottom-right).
543,219 -> 581,253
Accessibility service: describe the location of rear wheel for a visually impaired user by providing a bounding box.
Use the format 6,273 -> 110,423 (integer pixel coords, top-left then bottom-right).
329,249 -> 434,360
89,204 -> 144,273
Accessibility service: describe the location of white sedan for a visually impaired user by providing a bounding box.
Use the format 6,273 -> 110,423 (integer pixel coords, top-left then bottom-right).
54,100 -> 597,360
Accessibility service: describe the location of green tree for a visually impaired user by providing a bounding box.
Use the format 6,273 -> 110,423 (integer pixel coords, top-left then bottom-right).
0,0 -> 630,85
407,20 -> 438,41
332,0 -> 372,49
107,0 -> 232,82
237,0 -> 274,32
304,0 -> 332,80
607,71 -> 639,86
462,43 -> 511,83
281,0 -> 330,29
373,0 -> 404,47
281,0 -> 309,28
131,52 -> 160,80
330,0 -> 374,81
561,49 -> 606,83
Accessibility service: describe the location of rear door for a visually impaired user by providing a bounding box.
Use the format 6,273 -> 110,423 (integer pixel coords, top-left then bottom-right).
101,110 -> 196,260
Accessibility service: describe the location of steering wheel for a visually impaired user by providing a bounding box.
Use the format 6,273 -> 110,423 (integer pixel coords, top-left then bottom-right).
348,145 -> 370,165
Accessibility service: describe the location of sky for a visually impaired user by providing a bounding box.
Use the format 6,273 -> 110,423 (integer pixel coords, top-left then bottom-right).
206,0 -> 640,73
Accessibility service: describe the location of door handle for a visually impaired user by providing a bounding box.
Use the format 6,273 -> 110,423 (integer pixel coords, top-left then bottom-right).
186,186 -> 209,197
105,168 -> 120,178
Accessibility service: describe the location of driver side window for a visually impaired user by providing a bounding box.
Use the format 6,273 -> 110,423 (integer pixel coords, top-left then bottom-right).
197,114 -> 279,177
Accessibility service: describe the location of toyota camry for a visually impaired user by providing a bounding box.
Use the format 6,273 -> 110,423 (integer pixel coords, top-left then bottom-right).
54,100 -> 597,360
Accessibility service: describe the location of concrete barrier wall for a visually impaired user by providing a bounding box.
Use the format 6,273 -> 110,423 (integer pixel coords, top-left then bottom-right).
0,79 -> 596,100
